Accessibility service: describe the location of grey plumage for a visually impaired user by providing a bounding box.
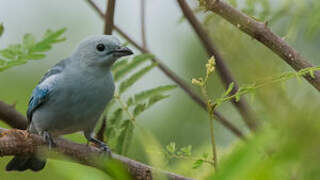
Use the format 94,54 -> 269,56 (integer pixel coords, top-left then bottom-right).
6,35 -> 133,172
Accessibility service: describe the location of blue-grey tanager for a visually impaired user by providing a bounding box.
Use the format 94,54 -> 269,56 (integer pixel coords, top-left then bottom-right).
6,35 -> 133,171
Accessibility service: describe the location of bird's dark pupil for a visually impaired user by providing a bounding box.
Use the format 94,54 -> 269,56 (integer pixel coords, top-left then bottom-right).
96,44 -> 105,51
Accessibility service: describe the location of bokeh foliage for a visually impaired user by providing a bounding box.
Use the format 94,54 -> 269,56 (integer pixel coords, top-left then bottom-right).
1,0 -> 320,179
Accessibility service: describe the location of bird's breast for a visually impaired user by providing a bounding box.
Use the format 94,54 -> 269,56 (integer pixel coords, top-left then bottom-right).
32,71 -> 115,135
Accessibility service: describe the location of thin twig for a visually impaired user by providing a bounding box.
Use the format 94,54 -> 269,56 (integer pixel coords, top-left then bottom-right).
141,0 -> 147,48
85,0 -> 245,138
104,0 -> 116,35
176,0 -> 258,131
203,0 -> 320,91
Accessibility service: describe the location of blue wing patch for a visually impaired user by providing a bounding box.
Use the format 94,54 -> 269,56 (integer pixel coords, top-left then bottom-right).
26,58 -> 69,123
27,86 -> 50,123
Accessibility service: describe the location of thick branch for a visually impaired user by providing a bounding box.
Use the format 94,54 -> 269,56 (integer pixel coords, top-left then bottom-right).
104,0 -> 116,35
0,101 -> 27,129
204,0 -> 320,91
0,100 -> 192,180
86,0 -> 245,138
176,0 -> 258,131
0,128 -> 193,180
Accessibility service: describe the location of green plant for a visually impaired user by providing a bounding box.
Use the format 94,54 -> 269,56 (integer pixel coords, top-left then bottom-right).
0,27 -> 66,72
104,54 -> 177,155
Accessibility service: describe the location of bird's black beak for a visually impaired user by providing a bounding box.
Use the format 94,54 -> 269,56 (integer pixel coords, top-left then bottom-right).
114,46 -> 133,57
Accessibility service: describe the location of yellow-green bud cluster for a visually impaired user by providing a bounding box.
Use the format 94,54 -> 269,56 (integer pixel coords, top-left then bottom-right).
206,56 -> 216,75
192,77 -> 204,86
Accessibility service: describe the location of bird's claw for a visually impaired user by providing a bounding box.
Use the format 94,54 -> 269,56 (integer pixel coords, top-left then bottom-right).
100,144 -> 112,156
42,131 -> 56,150
88,137 -> 112,156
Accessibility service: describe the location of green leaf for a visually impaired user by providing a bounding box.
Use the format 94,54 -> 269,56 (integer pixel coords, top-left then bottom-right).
116,120 -> 134,155
112,59 -> 128,73
114,54 -> 154,81
0,28 -> 66,72
27,53 -> 46,60
133,103 -> 146,117
192,159 -> 204,169
0,23 -> 4,37
23,34 -> 36,48
178,145 -> 192,157
148,94 -> 170,107
119,63 -> 157,94
202,152 -> 209,159
30,28 -> 66,52
224,82 -> 234,97
126,97 -> 134,107
166,142 -> 176,154
106,108 -> 123,139
108,108 -> 123,126
134,85 -> 177,102
309,70 -> 315,79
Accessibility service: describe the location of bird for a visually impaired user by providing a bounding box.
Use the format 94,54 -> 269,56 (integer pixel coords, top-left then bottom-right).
5,35 -> 133,172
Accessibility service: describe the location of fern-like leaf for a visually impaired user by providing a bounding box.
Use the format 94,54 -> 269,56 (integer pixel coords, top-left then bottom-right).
116,120 -> 134,155
114,54 -> 154,81
0,28 -> 66,72
134,85 -> 177,103
119,63 -> 157,94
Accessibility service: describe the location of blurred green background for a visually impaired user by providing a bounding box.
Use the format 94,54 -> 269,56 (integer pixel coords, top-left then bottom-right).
1,0 -> 320,179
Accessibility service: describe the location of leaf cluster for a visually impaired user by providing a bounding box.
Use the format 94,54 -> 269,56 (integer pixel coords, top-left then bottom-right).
165,142 -> 213,169
103,54 -> 177,155
0,27 -> 66,72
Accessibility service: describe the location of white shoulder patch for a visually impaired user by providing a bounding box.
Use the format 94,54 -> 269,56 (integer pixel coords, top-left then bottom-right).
38,74 -> 60,90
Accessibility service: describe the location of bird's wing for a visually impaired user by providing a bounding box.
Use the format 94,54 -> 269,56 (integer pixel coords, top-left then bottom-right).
27,58 -> 69,123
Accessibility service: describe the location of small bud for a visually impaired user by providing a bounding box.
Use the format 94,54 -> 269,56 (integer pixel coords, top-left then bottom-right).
208,56 -> 216,65
192,78 -> 201,85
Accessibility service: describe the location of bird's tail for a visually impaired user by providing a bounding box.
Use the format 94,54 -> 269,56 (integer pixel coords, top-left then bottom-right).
6,156 -> 46,172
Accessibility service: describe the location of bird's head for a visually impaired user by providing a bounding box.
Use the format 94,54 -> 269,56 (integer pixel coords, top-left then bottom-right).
72,35 -> 133,69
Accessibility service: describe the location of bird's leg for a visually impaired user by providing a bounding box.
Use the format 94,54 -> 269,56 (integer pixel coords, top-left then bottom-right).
84,132 -> 111,154
89,137 -> 111,155
41,131 -> 55,149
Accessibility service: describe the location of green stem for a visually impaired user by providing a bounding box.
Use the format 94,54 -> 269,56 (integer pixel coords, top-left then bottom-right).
200,82 -> 218,170
114,93 -> 135,122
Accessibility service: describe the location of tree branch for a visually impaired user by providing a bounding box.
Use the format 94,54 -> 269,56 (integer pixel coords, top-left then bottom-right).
85,0 -> 245,138
104,0 -> 116,35
140,0 -> 147,48
176,0 -> 258,131
203,0 -> 320,91
0,101 -> 27,129
0,100 -> 193,180
0,128 -> 193,180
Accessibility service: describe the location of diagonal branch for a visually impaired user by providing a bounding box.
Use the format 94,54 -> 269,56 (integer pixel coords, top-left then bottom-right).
176,0 -> 258,131
140,0 -> 147,48
86,0 -> 245,138
203,0 -> 320,91
104,0 -> 116,35
0,101 -> 27,129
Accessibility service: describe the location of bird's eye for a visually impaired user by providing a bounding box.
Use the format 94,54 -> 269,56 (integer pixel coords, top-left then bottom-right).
96,44 -> 105,51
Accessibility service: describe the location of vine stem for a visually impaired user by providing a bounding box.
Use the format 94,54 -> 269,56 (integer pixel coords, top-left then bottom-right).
114,93 -> 136,122
208,107 -> 217,169
217,66 -> 320,103
200,74 -> 218,170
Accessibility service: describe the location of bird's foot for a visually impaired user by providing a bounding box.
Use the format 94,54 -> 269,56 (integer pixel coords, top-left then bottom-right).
88,137 -> 111,155
42,131 -> 56,149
